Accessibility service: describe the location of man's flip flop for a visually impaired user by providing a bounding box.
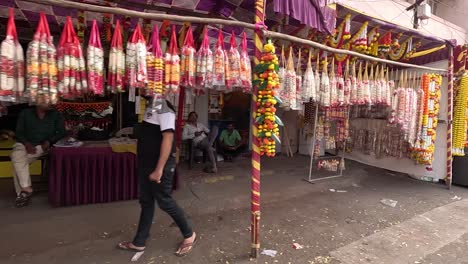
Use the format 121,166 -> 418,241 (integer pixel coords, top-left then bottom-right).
117,241 -> 145,252
174,237 -> 197,257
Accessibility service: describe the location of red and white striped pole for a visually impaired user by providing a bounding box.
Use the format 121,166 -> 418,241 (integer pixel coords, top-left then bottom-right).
446,46 -> 454,189
250,0 -> 265,258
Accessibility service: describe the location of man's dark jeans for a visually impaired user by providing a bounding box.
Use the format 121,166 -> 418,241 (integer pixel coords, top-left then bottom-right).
132,161 -> 193,247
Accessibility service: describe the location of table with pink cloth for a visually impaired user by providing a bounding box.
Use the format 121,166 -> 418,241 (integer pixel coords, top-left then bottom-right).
49,142 -> 137,207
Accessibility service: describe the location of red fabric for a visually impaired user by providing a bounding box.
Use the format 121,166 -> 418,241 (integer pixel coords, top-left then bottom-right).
49,146 -> 137,207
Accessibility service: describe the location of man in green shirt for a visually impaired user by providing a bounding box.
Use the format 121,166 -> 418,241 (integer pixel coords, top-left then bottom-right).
219,123 -> 243,162
11,104 -> 66,207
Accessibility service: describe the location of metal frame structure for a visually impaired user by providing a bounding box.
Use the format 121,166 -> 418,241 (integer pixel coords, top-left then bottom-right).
305,104 -> 349,183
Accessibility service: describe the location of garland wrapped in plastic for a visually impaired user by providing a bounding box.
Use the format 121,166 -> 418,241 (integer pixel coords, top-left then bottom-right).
87,20 -> 104,95
195,28 -> 213,94
253,40 -> 282,157
107,20 -> 125,93
227,31 -> 241,89
301,50 -> 315,103
0,8 -> 24,102
239,32 -> 252,93
213,29 -> 227,90
180,27 -> 196,88
283,48 -> 297,109
126,24 -> 147,101
146,25 -> 164,96
164,25 -> 180,94
57,16 -> 87,99
453,74 -> 468,156
27,12 -> 58,104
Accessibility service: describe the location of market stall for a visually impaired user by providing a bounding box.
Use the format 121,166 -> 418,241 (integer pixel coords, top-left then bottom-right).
0,0 -> 457,258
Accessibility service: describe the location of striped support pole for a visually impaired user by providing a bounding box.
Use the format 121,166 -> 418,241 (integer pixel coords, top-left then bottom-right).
446,47 -> 454,189
250,0 -> 265,258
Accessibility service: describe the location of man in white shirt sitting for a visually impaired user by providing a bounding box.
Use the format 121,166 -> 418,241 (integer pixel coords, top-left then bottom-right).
182,112 -> 217,173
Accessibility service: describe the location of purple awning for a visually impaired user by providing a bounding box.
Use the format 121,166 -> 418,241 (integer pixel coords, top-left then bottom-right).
273,0 -> 336,34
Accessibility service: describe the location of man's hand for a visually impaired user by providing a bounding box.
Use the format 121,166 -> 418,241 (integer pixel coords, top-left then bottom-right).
24,143 -> 36,155
194,131 -> 202,137
41,141 -> 50,152
149,168 -> 163,183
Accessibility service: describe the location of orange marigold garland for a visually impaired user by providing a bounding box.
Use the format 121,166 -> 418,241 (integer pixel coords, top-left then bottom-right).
411,74 -> 441,165
253,40 -> 283,157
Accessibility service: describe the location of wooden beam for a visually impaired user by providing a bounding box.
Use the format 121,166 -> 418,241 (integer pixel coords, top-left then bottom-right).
23,0 -> 448,72
23,0 -> 259,30
264,31 -> 448,72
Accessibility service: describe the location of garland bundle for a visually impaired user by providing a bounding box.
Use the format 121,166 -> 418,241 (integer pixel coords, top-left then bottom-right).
253,40 -> 282,157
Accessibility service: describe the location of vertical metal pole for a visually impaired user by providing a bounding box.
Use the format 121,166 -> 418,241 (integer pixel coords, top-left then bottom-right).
446,47 -> 454,189
307,103 -> 319,181
250,0 -> 265,258
176,86 -> 186,149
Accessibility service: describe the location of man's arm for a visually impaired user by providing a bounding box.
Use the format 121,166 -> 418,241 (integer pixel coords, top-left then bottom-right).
49,113 -> 66,144
234,130 -> 242,147
155,131 -> 173,173
219,131 -> 226,146
182,125 -> 195,140
150,112 -> 176,183
201,123 -> 210,134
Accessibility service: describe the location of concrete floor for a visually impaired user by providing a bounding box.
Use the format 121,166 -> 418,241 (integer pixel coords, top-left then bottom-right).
1,155 -> 467,264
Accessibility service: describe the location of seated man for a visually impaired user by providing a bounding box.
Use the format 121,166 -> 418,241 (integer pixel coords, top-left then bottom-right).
182,112 -> 217,173
11,104 -> 66,207
219,123 -> 242,162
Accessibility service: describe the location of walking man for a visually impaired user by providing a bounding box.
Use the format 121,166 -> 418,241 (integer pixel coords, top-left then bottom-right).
118,98 -> 196,256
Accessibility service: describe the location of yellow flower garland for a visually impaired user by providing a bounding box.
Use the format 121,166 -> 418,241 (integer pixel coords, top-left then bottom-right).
453,74 -> 468,156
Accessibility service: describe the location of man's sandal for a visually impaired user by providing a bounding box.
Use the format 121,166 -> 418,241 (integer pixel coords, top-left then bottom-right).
174,237 -> 197,257
15,191 -> 32,208
117,241 -> 145,252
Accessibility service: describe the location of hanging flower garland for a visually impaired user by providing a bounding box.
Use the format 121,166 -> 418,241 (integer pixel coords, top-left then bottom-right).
453,74 -> 468,156
180,27 -> 196,88
213,29 -> 227,90
253,40 -> 282,157
365,27 -> 379,56
126,24 -> 147,101
328,14 -> 351,49
389,36 -> 411,61
58,16 -> 88,99
227,31 -> 241,89
146,25 -> 165,96
352,21 -> 368,53
411,74 -> 441,165
295,48 -> 303,110
195,27 -> 214,94
164,25 -> 180,94
0,8 -> 24,103
302,50 -> 315,103
284,47 -> 297,109
107,20 -> 125,93
314,56 -> 321,103
329,59 -> 338,107
87,20 -> 104,95
239,32 -> 252,93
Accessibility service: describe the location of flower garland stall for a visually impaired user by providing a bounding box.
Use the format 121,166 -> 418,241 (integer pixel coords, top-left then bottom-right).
0,0 -> 456,256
